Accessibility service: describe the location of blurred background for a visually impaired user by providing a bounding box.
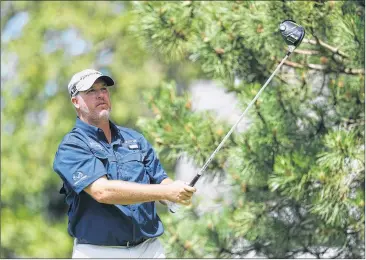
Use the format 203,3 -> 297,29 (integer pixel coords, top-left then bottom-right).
1,1 -> 364,258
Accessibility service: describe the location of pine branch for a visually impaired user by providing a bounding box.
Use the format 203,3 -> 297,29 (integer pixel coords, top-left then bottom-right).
342,67 -> 365,75
280,60 -> 365,75
302,38 -> 349,59
254,103 -> 267,126
293,49 -> 320,55
283,60 -> 306,69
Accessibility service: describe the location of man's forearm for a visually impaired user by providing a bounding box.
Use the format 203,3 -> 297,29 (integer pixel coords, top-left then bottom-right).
89,178 -> 169,205
85,176 -> 195,206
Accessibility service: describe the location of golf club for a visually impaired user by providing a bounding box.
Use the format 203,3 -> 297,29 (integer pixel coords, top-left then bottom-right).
167,20 -> 305,213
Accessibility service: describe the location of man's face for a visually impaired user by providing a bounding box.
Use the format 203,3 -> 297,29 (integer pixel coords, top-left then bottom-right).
72,78 -> 112,122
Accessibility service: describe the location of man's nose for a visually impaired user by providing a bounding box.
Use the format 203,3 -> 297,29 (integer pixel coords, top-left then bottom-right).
96,89 -> 105,98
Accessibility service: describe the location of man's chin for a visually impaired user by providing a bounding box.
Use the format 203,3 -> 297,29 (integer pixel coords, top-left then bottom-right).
99,110 -> 110,120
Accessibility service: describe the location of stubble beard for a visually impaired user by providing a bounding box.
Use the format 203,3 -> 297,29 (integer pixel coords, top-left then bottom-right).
80,106 -> 111,126
98,109 -> 111,122
91,108 -> 111,125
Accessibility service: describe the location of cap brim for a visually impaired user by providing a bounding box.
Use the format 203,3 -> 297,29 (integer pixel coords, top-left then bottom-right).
77,75 -> 115,92
98,75 -> 114,86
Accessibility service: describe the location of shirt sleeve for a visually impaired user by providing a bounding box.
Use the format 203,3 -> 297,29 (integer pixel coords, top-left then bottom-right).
141,138 -> 168,184
53,139 -> 107,194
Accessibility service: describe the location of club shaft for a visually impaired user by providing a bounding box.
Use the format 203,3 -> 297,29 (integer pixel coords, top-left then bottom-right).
170,52 -> 293,213
189,53 -> 291,187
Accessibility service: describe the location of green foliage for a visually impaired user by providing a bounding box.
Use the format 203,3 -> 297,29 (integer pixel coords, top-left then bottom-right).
133,1 -> 364,87
137,81 -> 232,178
133,1 -> 364,258
1,208 -> 72,258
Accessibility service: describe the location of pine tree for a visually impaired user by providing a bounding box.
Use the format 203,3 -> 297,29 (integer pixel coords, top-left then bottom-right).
132,1 -> 364,258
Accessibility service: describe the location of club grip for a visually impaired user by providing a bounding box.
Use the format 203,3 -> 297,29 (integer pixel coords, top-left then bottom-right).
189,174 -> 201,187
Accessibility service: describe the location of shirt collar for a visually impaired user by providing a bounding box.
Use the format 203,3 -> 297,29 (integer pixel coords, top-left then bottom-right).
75,117 -> 121,141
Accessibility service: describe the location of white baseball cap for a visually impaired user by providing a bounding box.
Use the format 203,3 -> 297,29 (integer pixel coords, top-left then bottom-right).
68,69 -> 115,96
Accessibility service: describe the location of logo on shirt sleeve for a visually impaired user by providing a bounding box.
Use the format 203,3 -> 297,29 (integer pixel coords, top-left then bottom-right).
73,171 -> 88,184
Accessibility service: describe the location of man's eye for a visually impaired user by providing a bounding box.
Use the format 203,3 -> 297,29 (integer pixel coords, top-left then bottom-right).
87,89 -> 96,94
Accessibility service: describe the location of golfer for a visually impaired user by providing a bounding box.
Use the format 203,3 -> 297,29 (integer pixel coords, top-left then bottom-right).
53,69 -> 196,258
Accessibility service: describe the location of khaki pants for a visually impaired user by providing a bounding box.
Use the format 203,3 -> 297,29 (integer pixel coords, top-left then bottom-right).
72,238 -> 166,258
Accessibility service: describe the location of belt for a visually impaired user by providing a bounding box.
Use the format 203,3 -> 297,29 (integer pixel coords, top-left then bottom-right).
76,237 -> 149,247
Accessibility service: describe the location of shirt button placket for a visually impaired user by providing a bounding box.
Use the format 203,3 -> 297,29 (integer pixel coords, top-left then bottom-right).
116,153 -> 122,180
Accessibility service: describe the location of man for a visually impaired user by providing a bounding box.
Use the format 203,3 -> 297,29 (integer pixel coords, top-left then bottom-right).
53,69 -> 196,258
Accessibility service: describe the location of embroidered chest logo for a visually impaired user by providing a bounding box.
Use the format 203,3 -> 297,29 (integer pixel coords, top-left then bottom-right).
128,143 -> 139,149
124,139 -> 139,150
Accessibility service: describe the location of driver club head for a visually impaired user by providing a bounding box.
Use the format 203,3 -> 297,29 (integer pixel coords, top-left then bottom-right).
279,20 -> 305,48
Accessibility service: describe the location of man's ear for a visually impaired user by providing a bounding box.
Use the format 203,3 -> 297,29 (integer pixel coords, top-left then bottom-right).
71,96 -> 80,109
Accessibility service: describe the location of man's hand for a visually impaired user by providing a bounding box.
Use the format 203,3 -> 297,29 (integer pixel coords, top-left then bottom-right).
165,180 -> 196,205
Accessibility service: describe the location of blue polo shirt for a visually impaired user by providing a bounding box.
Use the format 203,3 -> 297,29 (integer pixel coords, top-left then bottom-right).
53,117 -> 168,246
